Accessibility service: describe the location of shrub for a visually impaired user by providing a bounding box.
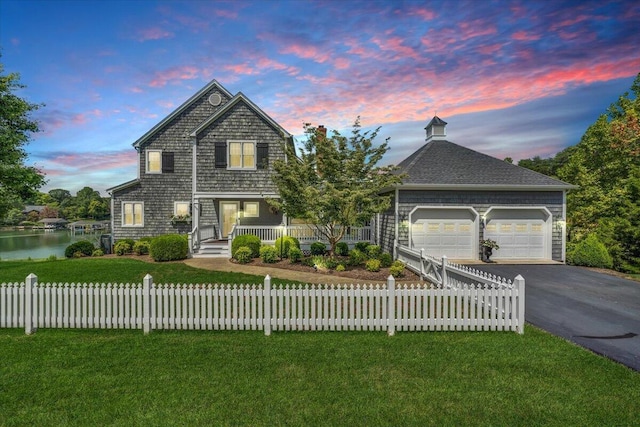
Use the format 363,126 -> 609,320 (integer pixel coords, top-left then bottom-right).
390,260 -> 405,278
133,240 -> 150,255
355,241 -> 370,252
379,252 -> 393,268
234,246 -> 253,264
366,244 -> 382,259
92,249 -> 104,257
325,257 -> 339,270
114,241 -> 132,256
274,236 -> 300,258
65,240 -> 95,258
311,255 -> 327,271
335,242 -> 349,256
47,254 -> 57,262
349,248 -> 367,265
231,235 -> 261,258
310,241 -> 326,255
335,264 -> 345,272
365,259 -> 381,272
567,234 -> 613,269
289,247 -> 303,263
260,245 -> 278,263
73,251 -> 84,258
149,234 -> 188,262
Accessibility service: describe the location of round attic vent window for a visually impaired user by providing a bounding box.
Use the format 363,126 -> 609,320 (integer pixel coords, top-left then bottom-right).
208,93 -> 222,106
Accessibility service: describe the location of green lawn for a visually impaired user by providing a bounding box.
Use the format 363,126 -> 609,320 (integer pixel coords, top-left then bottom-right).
1,258 -> 639,426
0,257 -> 293,285
1,328 -> 638,426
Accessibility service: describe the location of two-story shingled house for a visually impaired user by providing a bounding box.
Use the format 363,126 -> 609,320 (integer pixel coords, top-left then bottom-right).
107,79 -> 294,255
109,80 -> 574,262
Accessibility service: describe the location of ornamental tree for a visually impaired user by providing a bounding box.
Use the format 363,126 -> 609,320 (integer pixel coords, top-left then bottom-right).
270,118 -> 404,254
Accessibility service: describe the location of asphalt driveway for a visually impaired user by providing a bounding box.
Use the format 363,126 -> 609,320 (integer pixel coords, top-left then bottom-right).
468,263 -> 640,371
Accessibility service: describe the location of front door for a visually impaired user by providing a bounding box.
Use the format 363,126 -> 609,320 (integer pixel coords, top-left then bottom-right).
220,202 -> 239,238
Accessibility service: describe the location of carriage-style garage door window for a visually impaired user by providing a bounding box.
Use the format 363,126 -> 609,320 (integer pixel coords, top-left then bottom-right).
228,141 -> 255,169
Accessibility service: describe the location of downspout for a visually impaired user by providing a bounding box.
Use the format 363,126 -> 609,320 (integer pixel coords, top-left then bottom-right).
394,187 -> 399,258
562,189 -> 567,263
190,135 -> 198,254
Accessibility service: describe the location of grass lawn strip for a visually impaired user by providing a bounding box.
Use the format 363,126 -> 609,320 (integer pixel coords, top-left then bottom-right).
0,328 -> 638,426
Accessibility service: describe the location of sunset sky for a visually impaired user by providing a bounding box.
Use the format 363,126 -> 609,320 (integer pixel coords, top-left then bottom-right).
1,0 -> 639,195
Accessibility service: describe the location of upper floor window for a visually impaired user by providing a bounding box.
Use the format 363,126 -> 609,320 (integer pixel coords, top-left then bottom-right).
229,141 -> 255,169
146,150 -> 174,173
215,141 -> 268,170
122,202 -> 144,227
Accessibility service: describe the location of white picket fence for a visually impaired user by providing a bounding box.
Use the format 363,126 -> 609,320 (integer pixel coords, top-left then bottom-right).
1,272 -> 524,335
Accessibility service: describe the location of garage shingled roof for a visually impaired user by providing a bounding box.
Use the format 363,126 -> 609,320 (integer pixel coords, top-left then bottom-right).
396,139 -> 574,188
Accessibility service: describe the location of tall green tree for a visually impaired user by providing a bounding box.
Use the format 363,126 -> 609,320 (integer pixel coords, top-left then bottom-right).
557,73 -> 640,272
0,61 -> 46,219
270,118 -> 403,254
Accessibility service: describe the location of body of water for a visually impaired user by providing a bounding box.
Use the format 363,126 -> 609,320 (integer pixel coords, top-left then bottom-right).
0,229 -> 102,260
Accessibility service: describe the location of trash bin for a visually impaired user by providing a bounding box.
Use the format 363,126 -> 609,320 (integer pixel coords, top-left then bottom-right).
100,234 -> 112,254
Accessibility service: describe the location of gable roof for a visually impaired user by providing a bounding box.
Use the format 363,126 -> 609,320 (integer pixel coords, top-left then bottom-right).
396,139 -> 575,190
189,91 -> 292,139
132,80 -> 233,149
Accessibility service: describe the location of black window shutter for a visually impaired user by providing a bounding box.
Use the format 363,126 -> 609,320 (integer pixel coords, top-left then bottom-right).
162,152 -> 174,173
215,142 -> 227,168
257,143 -> 269,169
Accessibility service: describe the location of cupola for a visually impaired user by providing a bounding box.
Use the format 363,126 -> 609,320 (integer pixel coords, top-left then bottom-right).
425,116 -> 447,142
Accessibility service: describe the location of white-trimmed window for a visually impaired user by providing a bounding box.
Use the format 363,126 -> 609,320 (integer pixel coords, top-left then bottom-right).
122,202 -> 144,227
174,201 -> 190,217
146,150 -> 174,173
147,150 -> 162,173
228,141 -> 256,169
244,202 -> 259,217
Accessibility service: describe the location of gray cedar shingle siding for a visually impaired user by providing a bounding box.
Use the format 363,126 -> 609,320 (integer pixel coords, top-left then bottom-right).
378,134 -> 574,261
195,101 -> 285,194
378,189 -> 566,261
110,81 -> 288,242
111,86 -> 234,241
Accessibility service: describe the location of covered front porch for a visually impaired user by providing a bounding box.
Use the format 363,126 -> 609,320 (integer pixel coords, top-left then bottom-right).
190,223 -> 373,258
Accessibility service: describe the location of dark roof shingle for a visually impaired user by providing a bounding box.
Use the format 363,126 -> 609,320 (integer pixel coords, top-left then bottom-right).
396,139 -> 573,188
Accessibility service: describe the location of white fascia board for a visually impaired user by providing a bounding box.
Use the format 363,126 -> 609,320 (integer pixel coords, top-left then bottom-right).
381,183 -> 577,192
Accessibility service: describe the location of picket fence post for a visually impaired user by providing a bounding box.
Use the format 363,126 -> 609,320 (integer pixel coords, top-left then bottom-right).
264,275 -> 271,336
514,274 -> 525,334
143,274 -> 152,334
387,275 -> 395,336
441,256 -> 448,287
24,273 -> 37,335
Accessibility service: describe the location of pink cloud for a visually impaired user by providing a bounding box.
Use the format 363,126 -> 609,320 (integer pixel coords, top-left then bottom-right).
371,35 -> 420,60
148,66 -> 200,87
136,26 -> 174,42
281,43 -> 332,64
44,150 -> 138,173
458,19 -> 498,41
512,31 -> 541,41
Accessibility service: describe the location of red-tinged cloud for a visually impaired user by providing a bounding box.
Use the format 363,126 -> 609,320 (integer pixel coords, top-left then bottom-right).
512,31 -> 541,41
371,35 -> 420,60
136,26 -> 174,42
148,66 -> 200,87
281,43 -> 332,64
407,7 -> 436,20
39,150 -> 138,173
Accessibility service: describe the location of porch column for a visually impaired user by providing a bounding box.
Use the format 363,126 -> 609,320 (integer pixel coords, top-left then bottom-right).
192,199 -> 200,246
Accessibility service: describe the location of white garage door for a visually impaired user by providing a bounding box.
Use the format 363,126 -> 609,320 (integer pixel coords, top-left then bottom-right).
412,220 -> 474,259
484,220 -> 546,259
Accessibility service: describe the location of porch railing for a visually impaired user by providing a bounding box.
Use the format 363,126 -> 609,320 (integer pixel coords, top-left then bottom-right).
229,225 -> 371,243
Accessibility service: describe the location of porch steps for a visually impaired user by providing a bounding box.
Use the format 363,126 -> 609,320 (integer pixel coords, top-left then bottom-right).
192,240 -> 229,258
